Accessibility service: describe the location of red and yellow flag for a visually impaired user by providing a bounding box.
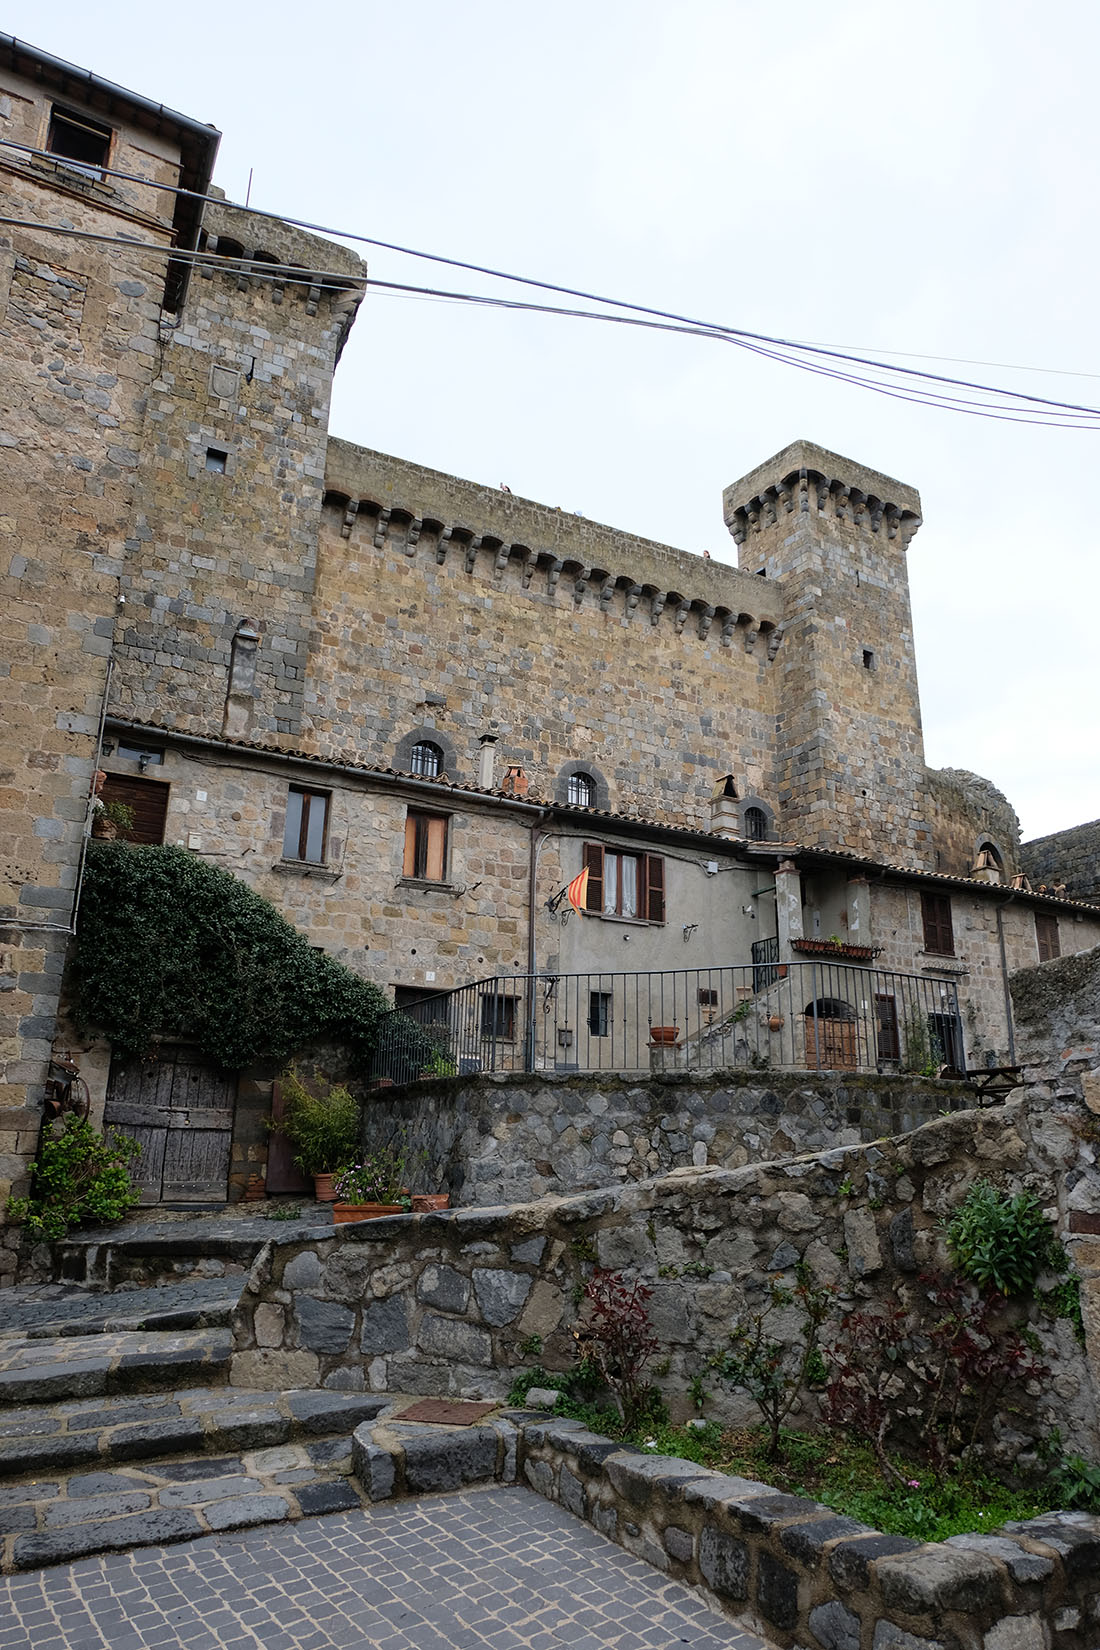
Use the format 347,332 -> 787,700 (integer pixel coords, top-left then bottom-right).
566,866 -> 590,913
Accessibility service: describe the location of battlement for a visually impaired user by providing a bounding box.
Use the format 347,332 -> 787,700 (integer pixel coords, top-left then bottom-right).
323,438 -> 784,641
723,439 -> 922,552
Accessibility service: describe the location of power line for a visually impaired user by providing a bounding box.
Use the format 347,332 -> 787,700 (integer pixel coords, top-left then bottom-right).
4,135 -> 1100,428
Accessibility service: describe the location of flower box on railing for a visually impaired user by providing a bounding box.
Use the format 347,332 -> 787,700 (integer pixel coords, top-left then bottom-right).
790,938 -> 881,961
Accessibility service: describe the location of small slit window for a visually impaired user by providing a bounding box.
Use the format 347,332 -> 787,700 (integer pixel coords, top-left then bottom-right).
47,106 -> 112,178
409,741 -> 443,778
862,649 -> 876,671
205,448 -> 228,474
567,772 -> 596,807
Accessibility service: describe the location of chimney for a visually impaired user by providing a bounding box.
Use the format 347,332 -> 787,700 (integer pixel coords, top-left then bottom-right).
710,774 -> 740,840
502,765 -> 528,797
478,733 -> 498,790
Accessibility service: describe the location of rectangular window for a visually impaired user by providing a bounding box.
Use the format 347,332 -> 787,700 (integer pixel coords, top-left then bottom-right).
283,787 -> 328,863
47,105 -> 112,178
1035,911 -> 1060,962
874,994 -> 900,1061
587,991 -> 612,1037
920,891 -> 954,956
928,1012 -> 964,1074
403,811 -> 448,881
480,993 -> 517,1041
100,773 -> 169,845
583,844 -> 665,922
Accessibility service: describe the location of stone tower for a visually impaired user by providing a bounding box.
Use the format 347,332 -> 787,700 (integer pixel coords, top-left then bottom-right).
724,441 -> 929,865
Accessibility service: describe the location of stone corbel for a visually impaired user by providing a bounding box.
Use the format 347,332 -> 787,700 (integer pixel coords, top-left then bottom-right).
674,599 -> 691,635
697,604 -> 715,640
521,548 -> 538,588
798,467 -> 810,513
777,480 -> 793,514
373,508 -> 391,549
404,518 -> 423,557
305,282 -> 322,317
598,579 -> 615,611
436,526 -> 453,565
850,490 -> 866,528
547,558 -> 563,594
572,567 -> 590,605
745,501 -> 760,534
814,473 -> 830,511
340,499 -> 359,540
720,612 -> 737,647
464,536 -> 482,574
868,497 -> 884,533
729,514 -> 747,546
833,483 -> 850,521
761,490 -> 777,528
743,621 -> 759,652
650,590 -> 667,625
493,542 -> 510,577
884,505 -> 899,540
624,583 -> 643,621
766,624 -> 784,661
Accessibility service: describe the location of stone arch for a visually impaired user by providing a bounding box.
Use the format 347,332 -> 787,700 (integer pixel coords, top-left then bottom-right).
739,795 -> 775,841
554,761 -> 610,811
394,725 -> 460,781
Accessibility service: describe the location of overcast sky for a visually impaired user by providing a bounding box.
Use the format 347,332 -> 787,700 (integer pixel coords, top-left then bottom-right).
29,1 -> 1100,843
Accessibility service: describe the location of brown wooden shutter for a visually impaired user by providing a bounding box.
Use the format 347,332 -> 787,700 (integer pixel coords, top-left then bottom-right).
425,816 -> 447,881
1036,911 -> 1060,961
645,855 -> 665,923
583,843 -> 603,912
920,891 -> 954,955
403,814 -> 418,877
100,774 -> 169,844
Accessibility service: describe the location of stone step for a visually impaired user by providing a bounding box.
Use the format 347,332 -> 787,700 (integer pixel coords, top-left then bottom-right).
0,1386 -> 386,1479
0,1430 -> 371,1573
0,1328 -> 232,1407
0,1278 -> 241,1341
52,1210 -> 328,1287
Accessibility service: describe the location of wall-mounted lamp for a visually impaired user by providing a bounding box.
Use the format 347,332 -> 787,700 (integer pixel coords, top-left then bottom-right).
101,740 -> 115,756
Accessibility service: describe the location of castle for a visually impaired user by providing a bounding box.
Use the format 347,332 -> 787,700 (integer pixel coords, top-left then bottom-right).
2,36 -> 1097,1213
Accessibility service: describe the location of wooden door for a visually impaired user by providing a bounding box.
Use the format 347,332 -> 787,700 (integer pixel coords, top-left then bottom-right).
104,1048 -> 235,1204
804,1016 -> 857,1070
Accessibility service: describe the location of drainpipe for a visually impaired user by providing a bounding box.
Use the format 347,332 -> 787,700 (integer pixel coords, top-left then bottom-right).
525,810 -> 552,1070
996,894 -> 1017,1063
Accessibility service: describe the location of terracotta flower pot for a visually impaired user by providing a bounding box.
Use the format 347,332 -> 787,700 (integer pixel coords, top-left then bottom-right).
768,1015 -> 785,1031
91,817 -> 119,840
411,1193 -> 450,1213
332,1202 -> 404,1224
649,1026 -> 680,1046
313,1172 -> 338,1202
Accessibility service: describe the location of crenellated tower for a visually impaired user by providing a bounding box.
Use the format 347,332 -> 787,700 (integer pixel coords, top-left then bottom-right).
724,441 -> 930,865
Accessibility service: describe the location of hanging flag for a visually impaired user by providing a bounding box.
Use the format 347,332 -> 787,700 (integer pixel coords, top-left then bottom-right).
566,866 -> 590,913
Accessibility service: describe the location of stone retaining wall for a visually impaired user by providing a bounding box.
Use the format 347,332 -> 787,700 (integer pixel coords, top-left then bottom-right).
516,1415 -> 1100,1650
361,1070 -> 974,1208
233,1091 -> 1100,1458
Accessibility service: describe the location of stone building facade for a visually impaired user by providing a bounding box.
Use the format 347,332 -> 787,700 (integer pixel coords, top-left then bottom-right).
2,39 -> 1099,1212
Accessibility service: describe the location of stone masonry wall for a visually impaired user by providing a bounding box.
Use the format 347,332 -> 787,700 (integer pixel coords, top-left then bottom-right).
1022,821 -> 1100,905
233,1090 -> 1100,1464
359,1070 -> 974,1210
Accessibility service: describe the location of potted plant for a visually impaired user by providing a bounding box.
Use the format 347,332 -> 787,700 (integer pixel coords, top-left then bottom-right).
274,1068 -> 360,1201
648,1025 -> 680,1046
332,1147 -> 413,1223
91,798 -> 135,841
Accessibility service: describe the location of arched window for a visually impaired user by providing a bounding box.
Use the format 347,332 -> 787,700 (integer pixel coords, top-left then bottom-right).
974,841 -> 1004,872
744,805 -> 768,841
410,741 -> 443,778
567,771 -> 596,807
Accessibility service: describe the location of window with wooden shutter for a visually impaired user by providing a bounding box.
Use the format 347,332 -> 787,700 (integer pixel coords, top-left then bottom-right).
404,811 -> 448,881
583,842 -> 604,912
920,891 -> 954,956
100,774 -> 169,845
582,844 -> 665,922
283,787 -> 329,863
1035,911 -> 1060,962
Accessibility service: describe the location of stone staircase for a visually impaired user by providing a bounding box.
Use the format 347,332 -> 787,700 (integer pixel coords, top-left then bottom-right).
0,1210 -> 525,1573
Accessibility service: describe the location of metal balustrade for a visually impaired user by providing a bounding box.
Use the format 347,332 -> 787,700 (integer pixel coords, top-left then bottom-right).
369,961 -> 963,1086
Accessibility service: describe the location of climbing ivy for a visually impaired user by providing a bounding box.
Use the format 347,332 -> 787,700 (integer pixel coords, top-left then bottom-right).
74,843 -> 391,1071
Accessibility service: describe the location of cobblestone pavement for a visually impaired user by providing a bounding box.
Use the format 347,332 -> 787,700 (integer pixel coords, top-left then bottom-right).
0,1485 -> 772,1650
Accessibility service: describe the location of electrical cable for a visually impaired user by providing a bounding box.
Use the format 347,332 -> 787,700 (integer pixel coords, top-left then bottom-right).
5,132 -> 1100,427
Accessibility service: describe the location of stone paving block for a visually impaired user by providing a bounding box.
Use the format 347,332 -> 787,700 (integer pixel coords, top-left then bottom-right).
154,1456 -> 244,1482
109,1418 -> 208,1461
294,1480 -> 360,1516
43,1490 -> 152,1527
67,1470 -> 152,1497
285,1391 -> 387,1433
203,1494 -> 289,1532
12,1508 -> 205,1569
203,1405 -> 288,1450
159,1475 -> 265,1508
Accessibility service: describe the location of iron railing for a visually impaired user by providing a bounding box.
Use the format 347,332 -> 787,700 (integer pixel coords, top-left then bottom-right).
369,961 -> 963,1086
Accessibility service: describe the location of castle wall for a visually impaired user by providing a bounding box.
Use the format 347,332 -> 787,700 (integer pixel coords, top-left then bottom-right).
309,451 -> 784,830
1021,818 -> 1100,904
0,61 -> 197,1199
926,766 -> 1021,878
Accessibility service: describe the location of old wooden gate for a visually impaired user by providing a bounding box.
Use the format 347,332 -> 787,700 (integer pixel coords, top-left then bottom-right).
104,1047 -> 235,1204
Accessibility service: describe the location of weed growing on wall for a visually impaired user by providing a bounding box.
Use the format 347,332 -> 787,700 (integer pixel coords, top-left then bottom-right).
710,1264 -> 835,1461
946,1180 -> 1062,1296
75,843 -> 391,1070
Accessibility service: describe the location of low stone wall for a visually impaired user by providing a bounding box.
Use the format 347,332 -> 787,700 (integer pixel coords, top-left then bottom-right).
361,1069 -> 974,1208
233,1090 -> 1100,1459
519,1416 -> 1100,1650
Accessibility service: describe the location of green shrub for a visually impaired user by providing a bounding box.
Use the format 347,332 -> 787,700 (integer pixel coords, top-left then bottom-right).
74,843 -> 390,1070
5,1116 -> 141,1241
277,1068 -> 360,1177
946,1181 -> 1059,1296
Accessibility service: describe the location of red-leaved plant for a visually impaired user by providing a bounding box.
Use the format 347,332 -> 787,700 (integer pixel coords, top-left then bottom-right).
823,1272 -> 1048,1486
577,1270 -> 660,1433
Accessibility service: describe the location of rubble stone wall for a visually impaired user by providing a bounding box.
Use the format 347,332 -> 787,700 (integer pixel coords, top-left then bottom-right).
233,1091 -> 1100,1462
